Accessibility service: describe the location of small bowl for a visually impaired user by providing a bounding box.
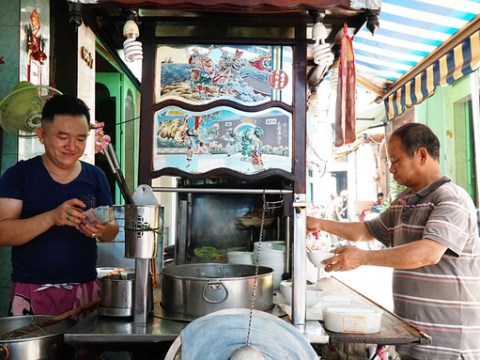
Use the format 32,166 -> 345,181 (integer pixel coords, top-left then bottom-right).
307,249 -> 335,268
279,280 -> 324,307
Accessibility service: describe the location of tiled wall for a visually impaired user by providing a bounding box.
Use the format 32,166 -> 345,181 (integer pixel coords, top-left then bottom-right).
0,1 -> 20,175
0,0 -> 20,316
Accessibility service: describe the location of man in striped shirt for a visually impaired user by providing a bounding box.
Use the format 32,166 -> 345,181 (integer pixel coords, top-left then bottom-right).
307,123 -> 480,360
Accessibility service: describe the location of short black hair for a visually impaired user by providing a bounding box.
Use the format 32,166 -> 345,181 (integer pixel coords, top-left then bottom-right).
41,94 -> 90,126
391,123 -> 440,161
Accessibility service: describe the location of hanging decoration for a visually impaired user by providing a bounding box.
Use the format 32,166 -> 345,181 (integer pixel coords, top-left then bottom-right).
93,121 -> 111,154
24,8 -> 48,84
335,23 -> 356,147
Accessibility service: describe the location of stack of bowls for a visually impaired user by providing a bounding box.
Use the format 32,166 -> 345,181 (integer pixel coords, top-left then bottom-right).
227,251 -> 254,265
253,241 -> 286,289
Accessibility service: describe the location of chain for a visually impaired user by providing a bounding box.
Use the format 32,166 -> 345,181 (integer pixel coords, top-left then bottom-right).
245,191 -> 267,346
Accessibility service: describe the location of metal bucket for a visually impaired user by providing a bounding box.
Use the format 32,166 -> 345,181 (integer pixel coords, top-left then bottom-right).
124,205 -> 163,259
0,316 -> 76,360
161,263 -> 274,318
98,271 -> 135,317
98,270 -> 153,317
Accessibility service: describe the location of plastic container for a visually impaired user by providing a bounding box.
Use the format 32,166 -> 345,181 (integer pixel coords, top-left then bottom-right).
323,306 -> 383,334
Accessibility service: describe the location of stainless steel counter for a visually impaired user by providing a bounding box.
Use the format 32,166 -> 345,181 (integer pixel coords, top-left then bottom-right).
64,277 -> 429,355
64,311 -> 187,346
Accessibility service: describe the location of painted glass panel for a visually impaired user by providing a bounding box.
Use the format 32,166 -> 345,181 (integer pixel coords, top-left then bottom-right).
155,45 -> 293,105
153,106 -> 292,174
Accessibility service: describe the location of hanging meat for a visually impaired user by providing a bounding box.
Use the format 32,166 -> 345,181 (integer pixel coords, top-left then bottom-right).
335,23 -> 356,147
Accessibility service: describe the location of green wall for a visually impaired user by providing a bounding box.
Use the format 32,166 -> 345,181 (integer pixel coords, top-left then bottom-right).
416,73 -> 477,201
96,72 -> 139,204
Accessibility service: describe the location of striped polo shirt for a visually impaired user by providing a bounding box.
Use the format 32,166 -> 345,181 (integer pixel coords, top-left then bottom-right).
365,176 -> 480,360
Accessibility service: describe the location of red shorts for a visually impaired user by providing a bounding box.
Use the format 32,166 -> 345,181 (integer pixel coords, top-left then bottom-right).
9,280 -> 101,321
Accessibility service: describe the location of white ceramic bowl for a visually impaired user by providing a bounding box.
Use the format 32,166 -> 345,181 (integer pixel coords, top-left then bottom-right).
307,249 -> 335,268
323,306 -> 383,334
279,280 -> 324,307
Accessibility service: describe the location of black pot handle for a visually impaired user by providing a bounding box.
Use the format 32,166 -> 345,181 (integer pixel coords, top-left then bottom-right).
0,344 -> 10,360
203,280 -> 229,304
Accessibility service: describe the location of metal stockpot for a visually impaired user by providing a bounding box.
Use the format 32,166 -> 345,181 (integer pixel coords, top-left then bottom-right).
161,263 -> 274,317
0,316 -> 76,360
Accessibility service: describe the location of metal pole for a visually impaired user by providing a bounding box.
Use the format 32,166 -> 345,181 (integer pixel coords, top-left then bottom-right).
151,187 -> 292,195
134,258 -> 150,325
292,195 -> 308,333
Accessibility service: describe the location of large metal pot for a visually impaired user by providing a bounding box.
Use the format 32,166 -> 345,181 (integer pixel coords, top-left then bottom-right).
0,316 -> 76,360
161,263 -> 274,317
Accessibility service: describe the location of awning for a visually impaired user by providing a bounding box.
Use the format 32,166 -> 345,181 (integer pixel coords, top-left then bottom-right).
352,0 -> 480,120
385,28 -> 480,120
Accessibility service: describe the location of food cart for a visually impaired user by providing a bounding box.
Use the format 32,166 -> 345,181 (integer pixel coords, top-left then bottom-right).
62,1 -> 430,358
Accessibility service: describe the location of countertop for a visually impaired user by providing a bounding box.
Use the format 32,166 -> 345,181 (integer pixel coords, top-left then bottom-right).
64,277 -> 430,351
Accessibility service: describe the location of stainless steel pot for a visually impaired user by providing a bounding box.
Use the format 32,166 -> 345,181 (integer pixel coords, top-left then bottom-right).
161,263 -> 274,317
98,270 -> 153,317
0,316 -> 76,360
98,272 -> 135,317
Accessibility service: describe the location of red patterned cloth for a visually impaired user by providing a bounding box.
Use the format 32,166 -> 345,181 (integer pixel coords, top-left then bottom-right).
335,23 -> 356,147
9,280 -> 100,321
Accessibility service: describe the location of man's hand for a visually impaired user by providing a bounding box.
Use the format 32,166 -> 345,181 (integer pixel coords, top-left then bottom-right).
323,245 -> 367,272
53,198 -> 87,227
307,216 -> 324,233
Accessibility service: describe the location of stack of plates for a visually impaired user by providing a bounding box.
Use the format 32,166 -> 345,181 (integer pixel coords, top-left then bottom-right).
227,251 -> 254,265
253,241 -> 286,289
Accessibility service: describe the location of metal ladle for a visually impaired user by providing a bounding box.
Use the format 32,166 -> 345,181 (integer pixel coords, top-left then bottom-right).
231,345 -> 264,359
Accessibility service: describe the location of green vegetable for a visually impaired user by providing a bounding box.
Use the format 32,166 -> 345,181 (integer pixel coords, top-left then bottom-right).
194,246 -> 219,258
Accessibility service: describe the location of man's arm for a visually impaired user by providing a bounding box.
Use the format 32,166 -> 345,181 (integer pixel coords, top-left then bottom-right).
0,197 -> 97,246
307,217 -> 374,242
323,239 -> 447,271
0,198 -> 56,246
